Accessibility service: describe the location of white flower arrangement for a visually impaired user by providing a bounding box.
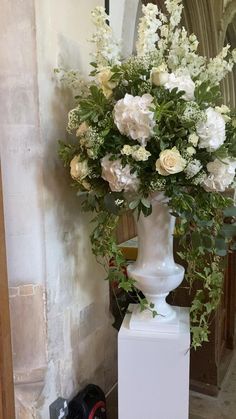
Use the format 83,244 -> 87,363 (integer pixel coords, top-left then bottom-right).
58,0 -> 236,347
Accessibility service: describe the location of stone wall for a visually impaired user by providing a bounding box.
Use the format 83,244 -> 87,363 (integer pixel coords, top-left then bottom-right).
0,1 -> 117,417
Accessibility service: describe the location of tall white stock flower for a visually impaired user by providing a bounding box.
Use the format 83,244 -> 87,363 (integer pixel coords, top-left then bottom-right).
196,107 -> 226,151
202,159 -> 236,192
91,7 -> 120,69
164,71 -> 195,101
101,155 -> 140,193
114,93 -> 155,146
200,45 -> 234,85
136,4 -> 162,56
165,0 -> 183,28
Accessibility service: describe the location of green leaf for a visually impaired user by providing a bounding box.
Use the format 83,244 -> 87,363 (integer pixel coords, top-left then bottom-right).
129,200 -> 140,210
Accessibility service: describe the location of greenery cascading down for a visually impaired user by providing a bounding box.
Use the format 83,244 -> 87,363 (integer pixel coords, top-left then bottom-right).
58,1 -> 236,348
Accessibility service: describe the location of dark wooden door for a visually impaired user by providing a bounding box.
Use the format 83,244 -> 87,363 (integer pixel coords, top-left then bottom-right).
0,164 -> 15,419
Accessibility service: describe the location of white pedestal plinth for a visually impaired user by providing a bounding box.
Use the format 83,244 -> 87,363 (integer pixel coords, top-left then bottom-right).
118,305 -> 190,419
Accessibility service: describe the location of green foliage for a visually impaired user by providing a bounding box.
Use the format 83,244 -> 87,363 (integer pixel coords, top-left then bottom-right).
58,141 -> 79,166
167,185 -> 233,348
78,85 -> 110,123
195,81 -> 222,108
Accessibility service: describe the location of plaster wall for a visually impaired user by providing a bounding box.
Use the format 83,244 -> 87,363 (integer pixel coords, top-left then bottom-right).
0,0 -> 117,417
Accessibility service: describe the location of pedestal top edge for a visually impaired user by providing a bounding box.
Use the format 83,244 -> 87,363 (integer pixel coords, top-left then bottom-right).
118,304 -> 190,341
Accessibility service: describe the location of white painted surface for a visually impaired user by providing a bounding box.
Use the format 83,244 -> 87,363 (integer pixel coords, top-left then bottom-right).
118,305 -> 190,419
110,0 -> 142,57
127,193 -> 185,327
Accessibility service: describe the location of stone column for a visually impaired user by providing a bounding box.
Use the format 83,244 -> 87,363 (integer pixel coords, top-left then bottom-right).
0,1 -> 118,417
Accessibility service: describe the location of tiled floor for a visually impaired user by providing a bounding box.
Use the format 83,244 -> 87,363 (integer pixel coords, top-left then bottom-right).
107,352 -> 236,419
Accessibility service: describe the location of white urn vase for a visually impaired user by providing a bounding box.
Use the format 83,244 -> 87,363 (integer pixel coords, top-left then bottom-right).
127,192 -> 185,331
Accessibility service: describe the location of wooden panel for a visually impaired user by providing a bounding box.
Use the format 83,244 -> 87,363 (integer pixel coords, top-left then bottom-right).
116,212 -> 137,244
0,164 -> 15,419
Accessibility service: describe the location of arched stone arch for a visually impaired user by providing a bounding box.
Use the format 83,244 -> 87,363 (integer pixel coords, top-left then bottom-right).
219,0 -> 236,47
222,12 -> 236,105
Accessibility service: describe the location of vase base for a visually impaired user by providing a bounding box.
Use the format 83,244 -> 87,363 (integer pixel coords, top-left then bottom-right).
129,304 -> 181,333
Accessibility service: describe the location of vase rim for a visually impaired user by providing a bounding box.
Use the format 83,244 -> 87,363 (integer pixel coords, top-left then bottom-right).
149,191 -> 169,205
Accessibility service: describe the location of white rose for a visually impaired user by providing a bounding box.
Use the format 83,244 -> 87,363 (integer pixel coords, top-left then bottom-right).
202,158 -> 236,192
196,107 -> 226,151
156,147 -> 186,176
70,156 -> 90,181
151,65 -> 169,86
97,67 -> 117,98
114,93 -> 155,146
164,72 -> 195,101
101,155 -> 140,192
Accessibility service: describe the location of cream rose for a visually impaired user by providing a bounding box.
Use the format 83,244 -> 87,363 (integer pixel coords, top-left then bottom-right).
156,147 -> 186,176
151,65 -> 169,86
101,155 -> 140,192
70,156 -> 90,181
76,122 -> 89,137
97,67 -> 117,98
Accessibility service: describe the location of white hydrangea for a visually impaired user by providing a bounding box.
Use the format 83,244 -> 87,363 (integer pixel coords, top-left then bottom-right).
164,71 -> 195,101
185,159 -> 202,179
202,159 -> 236,192
101,155 -> 140,192
136,4 -> 162,57
196,107 -> 226,151
91,7 -> 120,68
114,93 -> 155,146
